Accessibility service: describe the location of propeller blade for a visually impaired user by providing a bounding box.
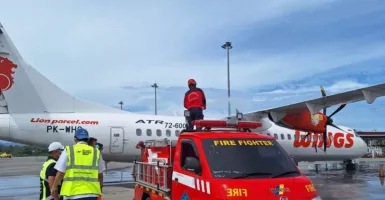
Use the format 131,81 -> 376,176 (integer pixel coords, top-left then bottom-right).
323,131 -> 327,152
329,123 -> 348,133
320,85 -> 328,152
328,104 -> 347,118
301,132 -> 311,141
320,85 -> 327,97
320,86 -> 327,115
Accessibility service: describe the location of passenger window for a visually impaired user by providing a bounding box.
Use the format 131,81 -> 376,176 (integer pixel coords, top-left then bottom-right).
294,135 -> 298,140
146,129 -> 152,136
136,129 -> 142,136
274,134 -> 278,139
287,134 -> 291,140
166,130 -> 171,137
280,134 -> 285,140
180,140 -> 201,175
313,135 -> 317,141
175,130 -> 180,136
156,129 -> 162,137
267,133 -> 271,136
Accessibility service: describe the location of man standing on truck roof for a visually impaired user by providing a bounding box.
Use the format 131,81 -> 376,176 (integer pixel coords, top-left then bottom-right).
184,78 -> 206,130
51,128 -> 105,200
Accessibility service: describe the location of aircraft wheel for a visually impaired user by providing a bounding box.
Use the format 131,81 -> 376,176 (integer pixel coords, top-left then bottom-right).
345,160 -> 356,171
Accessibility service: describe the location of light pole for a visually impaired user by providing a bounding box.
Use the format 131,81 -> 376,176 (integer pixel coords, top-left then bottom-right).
151,83 -> 158,115
222,41 -> 232,117
118,101 -> 124,110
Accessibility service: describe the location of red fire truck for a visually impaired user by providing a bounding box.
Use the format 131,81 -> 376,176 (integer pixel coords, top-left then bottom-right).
132,118 -> 322,200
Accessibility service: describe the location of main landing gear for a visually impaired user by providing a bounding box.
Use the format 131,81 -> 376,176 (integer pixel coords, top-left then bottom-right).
344,159 -> 356,171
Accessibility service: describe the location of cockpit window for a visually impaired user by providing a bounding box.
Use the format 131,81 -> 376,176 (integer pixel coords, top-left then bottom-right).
201,138 -> 299,179
353,129 -> 360,137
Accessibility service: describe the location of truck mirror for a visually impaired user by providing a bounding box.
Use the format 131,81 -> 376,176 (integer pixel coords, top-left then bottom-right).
183,157 -> 201,174
184,110 -> 190,117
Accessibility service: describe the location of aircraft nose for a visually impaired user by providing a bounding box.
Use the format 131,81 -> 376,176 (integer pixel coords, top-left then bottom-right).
359,138 -> 368,156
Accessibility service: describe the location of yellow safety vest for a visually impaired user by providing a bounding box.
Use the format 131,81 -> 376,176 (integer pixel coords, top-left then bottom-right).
39,158 -> 56,200
60,143 -> 101,197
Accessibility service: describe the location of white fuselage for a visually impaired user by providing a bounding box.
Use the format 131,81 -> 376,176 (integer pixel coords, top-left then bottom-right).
0,112 -> 368,163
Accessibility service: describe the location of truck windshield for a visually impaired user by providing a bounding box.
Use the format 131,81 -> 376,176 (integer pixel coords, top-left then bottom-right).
201,138 -> 300,179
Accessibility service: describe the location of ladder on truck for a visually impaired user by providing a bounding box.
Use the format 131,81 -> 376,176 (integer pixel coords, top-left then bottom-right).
133,139 -> 178,196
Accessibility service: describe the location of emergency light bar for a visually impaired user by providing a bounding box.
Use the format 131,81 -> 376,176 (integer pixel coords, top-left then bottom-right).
192,120 -> 262,129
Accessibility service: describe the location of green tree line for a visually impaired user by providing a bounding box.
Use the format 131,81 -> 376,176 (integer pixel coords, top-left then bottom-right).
0,145 -> 47,157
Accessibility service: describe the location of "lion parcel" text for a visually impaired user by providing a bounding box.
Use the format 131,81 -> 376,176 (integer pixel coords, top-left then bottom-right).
30,118 -> 99,125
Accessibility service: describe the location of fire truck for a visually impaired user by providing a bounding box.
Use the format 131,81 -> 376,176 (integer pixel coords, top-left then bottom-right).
132,115 -> 322,200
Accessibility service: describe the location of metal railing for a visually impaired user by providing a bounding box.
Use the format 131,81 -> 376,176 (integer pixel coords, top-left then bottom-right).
133,160 -> 171,193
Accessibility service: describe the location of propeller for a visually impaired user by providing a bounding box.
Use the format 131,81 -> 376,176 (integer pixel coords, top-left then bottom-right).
235,109 -> 242,119
302,86 -> 348,152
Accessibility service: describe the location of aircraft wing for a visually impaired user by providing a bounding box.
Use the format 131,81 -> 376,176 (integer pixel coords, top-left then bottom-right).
236,83 -> 385,121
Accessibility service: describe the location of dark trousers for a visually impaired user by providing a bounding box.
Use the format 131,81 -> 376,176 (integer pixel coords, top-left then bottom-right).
185,107 -> 204,130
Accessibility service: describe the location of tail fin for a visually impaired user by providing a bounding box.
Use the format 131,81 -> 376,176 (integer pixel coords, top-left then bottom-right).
0,23 -> 125,114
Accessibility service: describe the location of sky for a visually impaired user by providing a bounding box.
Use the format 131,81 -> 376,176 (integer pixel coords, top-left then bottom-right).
0,0 -> 385,144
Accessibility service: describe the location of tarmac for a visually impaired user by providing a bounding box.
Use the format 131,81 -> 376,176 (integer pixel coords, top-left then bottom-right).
1,156 -> 385,200
0,156 -> 134,200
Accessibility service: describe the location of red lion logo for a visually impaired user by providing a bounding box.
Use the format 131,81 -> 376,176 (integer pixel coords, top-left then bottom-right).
0,56 -> 17,91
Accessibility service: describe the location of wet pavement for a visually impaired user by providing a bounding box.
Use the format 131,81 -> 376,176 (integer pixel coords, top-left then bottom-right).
0,168 -> 133,200
299,159 -> 385,200
1,158 -> 385,200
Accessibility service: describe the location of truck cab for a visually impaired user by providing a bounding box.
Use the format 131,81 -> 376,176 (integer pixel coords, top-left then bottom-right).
133,119 -> 322,200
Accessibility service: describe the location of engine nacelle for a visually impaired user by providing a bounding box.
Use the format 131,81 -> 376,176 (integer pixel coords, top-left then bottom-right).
272,111 -> 327,133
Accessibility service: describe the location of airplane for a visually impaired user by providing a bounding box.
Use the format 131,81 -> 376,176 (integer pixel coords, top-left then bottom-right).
0,22 -> 385,169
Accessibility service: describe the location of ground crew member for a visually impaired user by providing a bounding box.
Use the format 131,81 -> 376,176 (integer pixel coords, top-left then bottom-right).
90,140 -> 105,187
51,128 -> 106,200
96,143 -> 103,152
95,142 -> 105,193
88,137 -> 98,147
184,78 -> 206,130
40,142 -> 64,200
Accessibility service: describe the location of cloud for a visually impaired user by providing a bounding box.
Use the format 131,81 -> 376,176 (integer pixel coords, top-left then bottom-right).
255,80 -> 368,96
0,0 -> 385,132
2,1 -> 384,90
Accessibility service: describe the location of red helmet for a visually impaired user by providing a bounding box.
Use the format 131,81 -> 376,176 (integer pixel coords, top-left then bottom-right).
188,79 -> 196,86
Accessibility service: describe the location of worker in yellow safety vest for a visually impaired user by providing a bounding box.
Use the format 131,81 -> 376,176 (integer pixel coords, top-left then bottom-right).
40,142 -> 64,200
51,128 -> 106,200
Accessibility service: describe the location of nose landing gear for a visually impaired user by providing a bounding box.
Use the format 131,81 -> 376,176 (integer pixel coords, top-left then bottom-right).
344,160 -> 356,171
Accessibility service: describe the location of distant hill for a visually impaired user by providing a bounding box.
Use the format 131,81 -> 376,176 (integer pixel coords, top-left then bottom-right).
0,140 -> 24,146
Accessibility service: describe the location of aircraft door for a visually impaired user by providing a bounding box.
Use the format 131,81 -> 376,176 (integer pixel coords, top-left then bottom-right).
110,127 -> 124,154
